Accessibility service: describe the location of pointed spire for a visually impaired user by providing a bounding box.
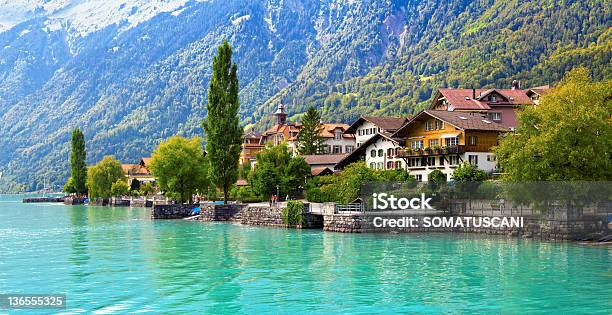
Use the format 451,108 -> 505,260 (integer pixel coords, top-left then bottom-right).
274,102 -> 287,125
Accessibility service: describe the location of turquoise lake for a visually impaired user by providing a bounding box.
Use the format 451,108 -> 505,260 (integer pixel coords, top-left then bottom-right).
0,195 -> 610,314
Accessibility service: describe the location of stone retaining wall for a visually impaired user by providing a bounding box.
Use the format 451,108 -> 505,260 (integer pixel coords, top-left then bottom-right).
201,204 -> 323,229
323,213 -> 609,240
201,204 -> 244,221
152,204 -> 199,219
23,197 -> 64,203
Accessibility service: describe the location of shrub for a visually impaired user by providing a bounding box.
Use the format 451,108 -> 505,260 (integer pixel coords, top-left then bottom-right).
236,186 -> 261,203
282,201 -> 305,227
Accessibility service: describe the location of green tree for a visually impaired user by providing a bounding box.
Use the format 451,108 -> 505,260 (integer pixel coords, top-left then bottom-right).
249,144 -> 291,198
139,182 -> 156,196
202,40 -> 243,204
111,179 -> 129,197
149,136 -> 209,203
451,163 -> 487,182
69,128 -> 87,195
297,106 -> 325,155
249,144 -> 310,199
496,68 -> 612,180
239,162 -> 251,180
63,177 -> 77,194
282,156 -> 312,197
86,156 -> 125,199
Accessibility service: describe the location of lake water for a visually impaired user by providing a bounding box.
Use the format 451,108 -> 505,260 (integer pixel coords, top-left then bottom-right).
0,195 -> 610,314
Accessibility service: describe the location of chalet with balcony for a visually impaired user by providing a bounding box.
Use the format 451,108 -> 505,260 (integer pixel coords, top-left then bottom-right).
392,110 -> 506,182
429,81 -> 546,129
240,131 -> 264,167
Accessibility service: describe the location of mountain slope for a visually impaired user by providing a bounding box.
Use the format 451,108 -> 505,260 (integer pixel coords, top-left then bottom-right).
0,0 -> 610,192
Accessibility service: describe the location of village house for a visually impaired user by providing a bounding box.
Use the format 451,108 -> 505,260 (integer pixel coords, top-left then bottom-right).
239,131 -> 264,167
429,81 -> 548,129
392,110 -> 507,182
344,116 -> 409,147
335,131 -> 405,171
121,158 -> 155,186
250,103 -> 355,157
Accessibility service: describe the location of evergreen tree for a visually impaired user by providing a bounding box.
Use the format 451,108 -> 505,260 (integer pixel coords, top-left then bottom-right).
297,106 -> 324,155
202,40 -> 243,204
69,128 -> 87,195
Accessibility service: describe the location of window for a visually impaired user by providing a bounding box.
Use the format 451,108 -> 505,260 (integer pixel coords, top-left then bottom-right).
369,162 -> 376,169
370,150 -> 376,158
490,95 -> 497,102
387,148 -> 394,157
487,112 -> 502,121
415,174 -> 423,182
435,120 -> 444,130
468,155 -> 478,165
386,161 -> 393,169
333,145 -> 342,154
377,162 -> 383,170
411,140 -> 424,149
322,145 -> 331,154
358,130 -> 362,136
445,137 -> 459,146
426,157 -> 436,166
487,154 -> 496,162
439,156 -> 445,166
407,158 -> 421,167
468,135 -> 478,146
429,139 -> 440,148
345,145 -> 354,153
377,149 -> 384,157
395,161 -> 402,169
449,155 -> 459,165
335,130 -> 342,140
425,120 -> 435,131
395,148 -> 400,156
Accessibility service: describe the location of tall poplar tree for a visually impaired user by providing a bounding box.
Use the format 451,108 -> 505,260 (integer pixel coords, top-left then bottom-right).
297,106 -> 324,155
202,40 -> 243,204
69,128 -> 87,195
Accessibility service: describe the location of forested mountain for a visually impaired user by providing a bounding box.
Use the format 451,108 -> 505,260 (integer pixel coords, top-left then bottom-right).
0,0 -> 609,192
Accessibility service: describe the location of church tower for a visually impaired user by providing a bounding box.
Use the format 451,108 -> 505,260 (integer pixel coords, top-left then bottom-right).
274,103 -> 287,125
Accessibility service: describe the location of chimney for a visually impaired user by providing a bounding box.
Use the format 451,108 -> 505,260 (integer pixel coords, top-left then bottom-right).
472,88 -> 476,99
511,80 -> 518,90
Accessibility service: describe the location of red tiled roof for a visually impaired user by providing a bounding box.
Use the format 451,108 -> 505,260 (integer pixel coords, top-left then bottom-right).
393,110 -> 507,137
319,123 -> 353,138
302,154 -> 348,166
311,167 -> 334,176
424,110 -> 507,131
140,157 -> 152,166
434,88 -> 534,111
121,164 -> 136,174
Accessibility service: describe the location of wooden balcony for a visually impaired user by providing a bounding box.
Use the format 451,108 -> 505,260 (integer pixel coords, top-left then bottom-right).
397,145 -> 465,158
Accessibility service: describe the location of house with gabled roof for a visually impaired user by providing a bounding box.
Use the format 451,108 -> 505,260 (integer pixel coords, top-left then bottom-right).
344,115 -> 409,147
429,82 -> 548,129
121,157 -> 155,186
391,110 -> 507,181
258,103 -> 355,155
